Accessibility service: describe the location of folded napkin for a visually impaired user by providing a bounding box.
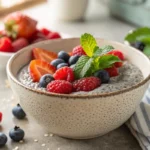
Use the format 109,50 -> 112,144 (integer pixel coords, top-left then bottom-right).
127,85 -> 150,150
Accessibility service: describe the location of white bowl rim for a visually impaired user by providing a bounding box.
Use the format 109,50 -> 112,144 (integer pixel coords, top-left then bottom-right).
7,38 -> 150,99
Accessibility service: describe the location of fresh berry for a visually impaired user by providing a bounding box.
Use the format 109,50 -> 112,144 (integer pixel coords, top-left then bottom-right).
33,48 -> 57,63
114,62 -> 123,68
69,55 -> 80,65
131,41 -> 145,51
73,77 -> 101,92
47,80 -> 73,94
40,28 -> 51,36
105,66 -> 119,77
57,63 -> 68,69
94,70 -> 110,83
108,50 -> 124,60
9,126 -> 25,142
50,59 -> 65,68
0,37 -> 13,53
72,45 -> 86,56
39,74 -> 54,88
12,104 -> 26,119
53,67 -> 74,82
4,12 -> 37,39
47,32 -> 61,39
0,112 -> 2,122
0,133 -> 7,147
58,51 -> 70,62
12,38 -> 28,52
29,59 -> 56,82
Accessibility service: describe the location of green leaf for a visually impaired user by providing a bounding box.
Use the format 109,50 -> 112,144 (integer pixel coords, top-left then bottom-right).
80,33 -> 97,57
95,55 -> 121,70
125,27 -> 150,44
143,44 -> 150,56
73,56 -> 94,79
93,45 -> 114,57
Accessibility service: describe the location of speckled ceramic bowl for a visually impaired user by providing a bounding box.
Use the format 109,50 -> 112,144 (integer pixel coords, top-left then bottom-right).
7,38 -> 150,139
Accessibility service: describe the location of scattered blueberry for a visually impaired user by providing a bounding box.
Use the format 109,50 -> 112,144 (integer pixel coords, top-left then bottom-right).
131,41 -> 145,51
58,51 -> 70,62
12,104 -> 26,119
57,63 -> 68,69
69,55 -> 80,65
9,126 -> 25,142
39,74 -> 54,88
50,59 -> 65,67
0,133 -> 7,147
94,70 -> 110,83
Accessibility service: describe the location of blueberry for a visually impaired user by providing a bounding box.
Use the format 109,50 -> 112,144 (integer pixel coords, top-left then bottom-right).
58,51 -> 70,62
12,104 -> 26,119
57,63 -> 68,69
131,41 -> 145,51
69,55 -> 80,65
0,133 -> 7,147
50,59 -> 65,67
94,70 -> 110,83
9,126 -> 25,142
39,74 -> 54,88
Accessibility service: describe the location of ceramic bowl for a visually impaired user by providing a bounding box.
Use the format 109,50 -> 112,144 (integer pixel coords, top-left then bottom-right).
7,38 -> 150,139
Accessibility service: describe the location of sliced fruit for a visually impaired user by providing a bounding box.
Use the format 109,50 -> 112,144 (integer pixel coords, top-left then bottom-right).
33,48 -> 57,63
29,59 -> 56,82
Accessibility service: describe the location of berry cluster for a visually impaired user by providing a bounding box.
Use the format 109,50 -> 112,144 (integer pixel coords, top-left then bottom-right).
29,42 -> 125,94
0,104 -> 26,147
0,12 -> 61,53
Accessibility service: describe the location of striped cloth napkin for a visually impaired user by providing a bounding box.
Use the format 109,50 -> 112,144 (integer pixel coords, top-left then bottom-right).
127,85 -> 150,150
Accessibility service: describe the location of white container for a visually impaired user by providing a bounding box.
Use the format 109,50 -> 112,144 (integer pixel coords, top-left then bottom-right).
48,0 -> 89,21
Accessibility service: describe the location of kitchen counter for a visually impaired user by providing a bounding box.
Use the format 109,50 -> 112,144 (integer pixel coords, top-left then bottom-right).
0,1 -> 141,149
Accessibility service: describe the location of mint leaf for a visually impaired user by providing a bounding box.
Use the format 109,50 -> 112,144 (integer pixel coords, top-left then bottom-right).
143,44 -> 150,56
125,27 -> 150,44
95,55 -> 120,70
93,45 -> 114,57
80,33 -> 97,57
73,56 -> 94,79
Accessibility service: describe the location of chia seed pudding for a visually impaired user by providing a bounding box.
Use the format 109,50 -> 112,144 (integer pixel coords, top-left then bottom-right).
18,61 -> 143,95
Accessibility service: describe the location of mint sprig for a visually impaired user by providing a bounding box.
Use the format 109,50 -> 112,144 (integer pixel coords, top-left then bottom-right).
74,33 -> 121,79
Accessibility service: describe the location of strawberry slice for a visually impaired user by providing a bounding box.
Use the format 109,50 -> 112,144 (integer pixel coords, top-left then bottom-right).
29,59 -> 56,82
33,48 -> 57,63
105,66 -> 119,77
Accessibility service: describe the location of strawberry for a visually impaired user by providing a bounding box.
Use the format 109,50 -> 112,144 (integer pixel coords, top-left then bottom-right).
12,37 -> 29,52
0,37 -> 13,53
40,28 -> 51,36
33,48 -> 57,63
105,66 -> 119,77
29,60 -> 56,82
47,80 -> 73,94
72,45 -> 86,56
47,32 -> 61,39
53,67 -> 75,82
4,12 -> 37,39
114,62 -> 123,68
73,77 -> 101,92
0,112 -> 2,122
108,50 -> 124,60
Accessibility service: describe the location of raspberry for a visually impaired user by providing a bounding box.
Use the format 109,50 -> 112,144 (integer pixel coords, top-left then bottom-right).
73,77 -> 101,92
47,80 -> 73,94
105,66 -> 119,77
53,67 -> 75,82
0,37 -> 13,53
40,28 -> 51,36
0,112 -> 3,122
114,62 -> 123,68
12,38 -> 29,52
108,50 -> 124,60
47,32 -> 61,39
72,45 -> 86,56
